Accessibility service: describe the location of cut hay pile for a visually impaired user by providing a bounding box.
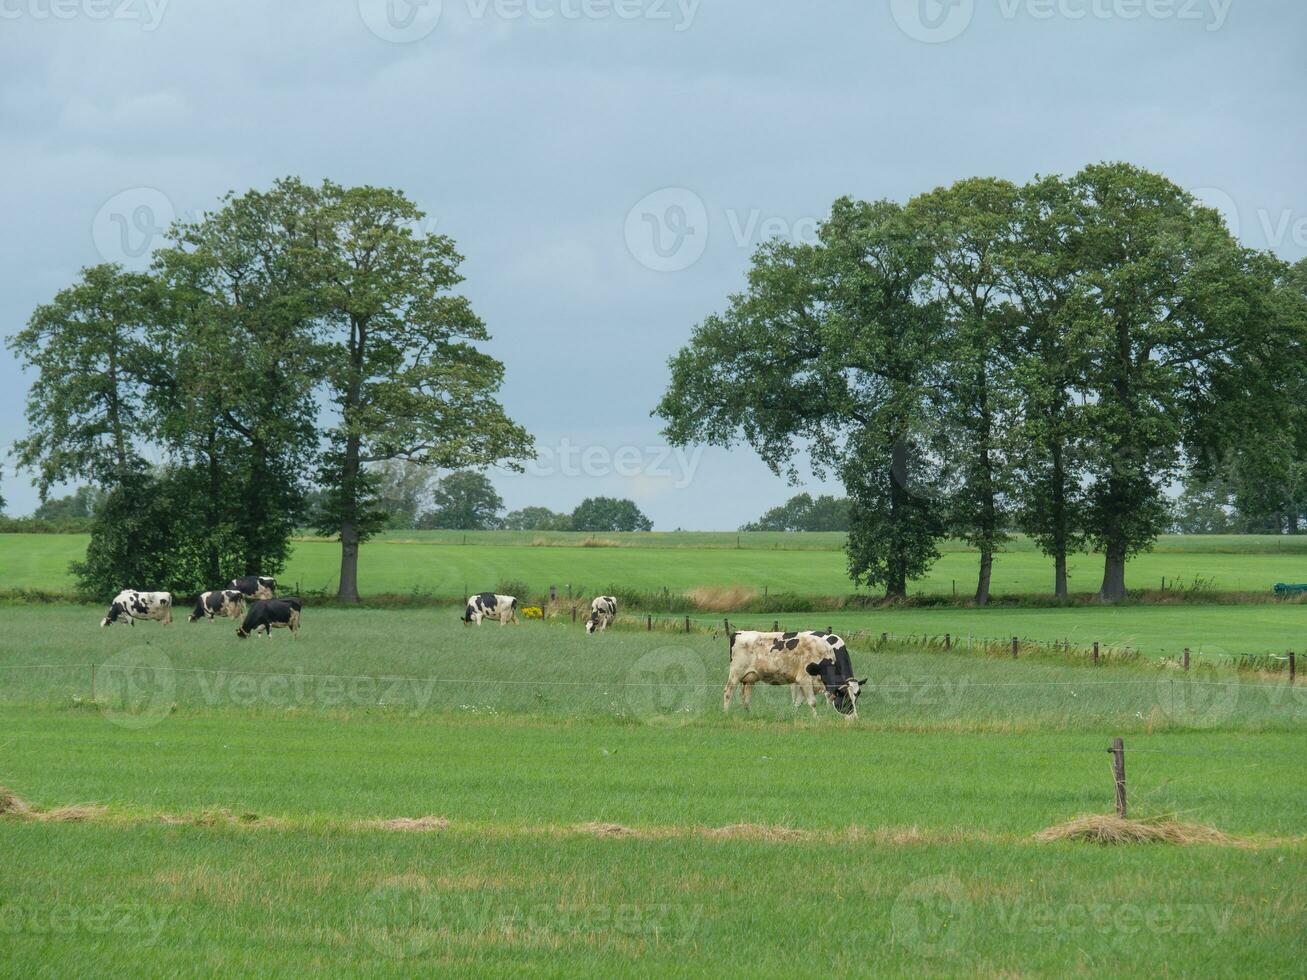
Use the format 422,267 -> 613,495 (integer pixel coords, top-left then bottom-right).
0,786 -> 34,817
686,586 -> 757,611
0,786 -> 104,823
1036,814 -> 1233,846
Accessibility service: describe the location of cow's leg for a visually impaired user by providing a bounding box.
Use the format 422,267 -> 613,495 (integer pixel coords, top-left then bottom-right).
740,683 -> 753,712
722,677 -> 738,713
291,611 -> 300,638
795,676 -> 819,718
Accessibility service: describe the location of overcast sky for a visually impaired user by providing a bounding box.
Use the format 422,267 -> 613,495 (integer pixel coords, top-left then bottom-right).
1,0 -> 1303,526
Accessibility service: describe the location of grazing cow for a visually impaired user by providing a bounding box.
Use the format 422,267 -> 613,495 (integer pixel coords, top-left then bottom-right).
235,598 -> 301,639
189,590 -> 246,623
230,575 -> 276,600
461,593 -> 519,627
586,596 -> 618,634
723,630 -> 867,719
100,591 -> 174,627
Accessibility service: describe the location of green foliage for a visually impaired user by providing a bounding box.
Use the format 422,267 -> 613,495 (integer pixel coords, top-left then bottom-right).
570,496 -> 653,532
32,485 -> 103,521
8,264 -> 159,496
372,461 -> 437,529
70,471 -> 247,600
418,471 -> 504,530
501,506 -> 573,531
740,493 -> 850,532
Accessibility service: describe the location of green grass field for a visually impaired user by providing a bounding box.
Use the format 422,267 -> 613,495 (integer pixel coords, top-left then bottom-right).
5,531 -> 1307,601
1,608 -> 1303,974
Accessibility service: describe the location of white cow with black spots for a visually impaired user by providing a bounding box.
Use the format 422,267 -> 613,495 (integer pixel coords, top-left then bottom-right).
100,590 -> 174,627
461,593 -> 519,626
586,596 -> 618,634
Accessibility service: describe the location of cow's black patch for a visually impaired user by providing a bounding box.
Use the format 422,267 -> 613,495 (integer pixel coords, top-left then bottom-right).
782,632 -> 797,640
785,638 -> 800,650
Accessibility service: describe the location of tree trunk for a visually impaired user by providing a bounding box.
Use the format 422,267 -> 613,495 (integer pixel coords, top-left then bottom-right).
1050,439 -> 1069,598
975,547 -> 992,607
1099,544 -> 1127,602
205,430 -> 222,587
885,438 -> 909,600
337,432 -> 363,603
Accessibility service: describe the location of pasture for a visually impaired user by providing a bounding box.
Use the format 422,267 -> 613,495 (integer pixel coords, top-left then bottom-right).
5,531 -> 1307,601
1,607 -> 1303,973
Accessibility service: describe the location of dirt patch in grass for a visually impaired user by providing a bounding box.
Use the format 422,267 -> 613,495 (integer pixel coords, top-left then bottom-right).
358,816 -> 450,832
575,821 -> 639,838
700,823 -> 812,842
1035,814 -> 1240,846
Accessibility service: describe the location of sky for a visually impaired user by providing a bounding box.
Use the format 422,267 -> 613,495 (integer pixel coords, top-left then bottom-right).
1,0 -> 1304,527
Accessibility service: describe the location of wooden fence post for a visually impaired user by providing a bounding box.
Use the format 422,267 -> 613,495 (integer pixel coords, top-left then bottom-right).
1288,650 -> 1295,683
1183,648 -> 1190,671
1092,641 -> 1099,665
1109,737 -> 1127,818
881,632 -> 888,644
549,585 -> 557,604
1011,636 -> 1019,659
944,633 -> 951,651
685,615 -> 690,633
646,614 -> 652,631
723,618 -> 730,635
571,605 -> 577,623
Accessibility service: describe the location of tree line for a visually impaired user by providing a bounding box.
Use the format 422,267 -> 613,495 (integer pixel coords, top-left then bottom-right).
363,464 -> 653,532
8,179 -> 532,601
658,163 -> 1307,603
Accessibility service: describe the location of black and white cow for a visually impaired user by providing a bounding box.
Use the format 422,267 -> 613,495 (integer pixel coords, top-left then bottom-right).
235,598 -> 302,639
461,593 -> 519,626
229,575 -> 276,600
189,590 -> 246,623
586,596 -> 618,634
723,630 -> 866,719
100,590 -> 174,627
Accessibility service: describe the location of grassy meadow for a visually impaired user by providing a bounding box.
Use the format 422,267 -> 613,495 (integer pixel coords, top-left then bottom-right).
5,531 -> 1307,601
2,538 -> 1306,974
0,608 -> 1302,974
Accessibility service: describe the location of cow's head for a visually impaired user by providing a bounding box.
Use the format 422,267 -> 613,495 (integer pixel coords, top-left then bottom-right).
461,604 -> 476,625
101,601 -> 125,627
235,626 -> 251,639
827,677 -> 867,717
585,612 -> 600,634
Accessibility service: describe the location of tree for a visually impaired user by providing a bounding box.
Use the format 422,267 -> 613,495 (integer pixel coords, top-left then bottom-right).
8,264 -> 158,498
418,471 -> 504,529
32,485 -> 104,521
501,506 -> 573,531
307,182 -> 533,601
657,197 -> 944,598
1171,477 -> 1235,534
908,177 -> 1021,605
151,181 -> 319,581
570,497 -> 653,532
1003,175 -> 1092,597
71,469 -> 246,600
1067,163 -> 1284,600
374,461 -> 437,529
740,493 -> 850,532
